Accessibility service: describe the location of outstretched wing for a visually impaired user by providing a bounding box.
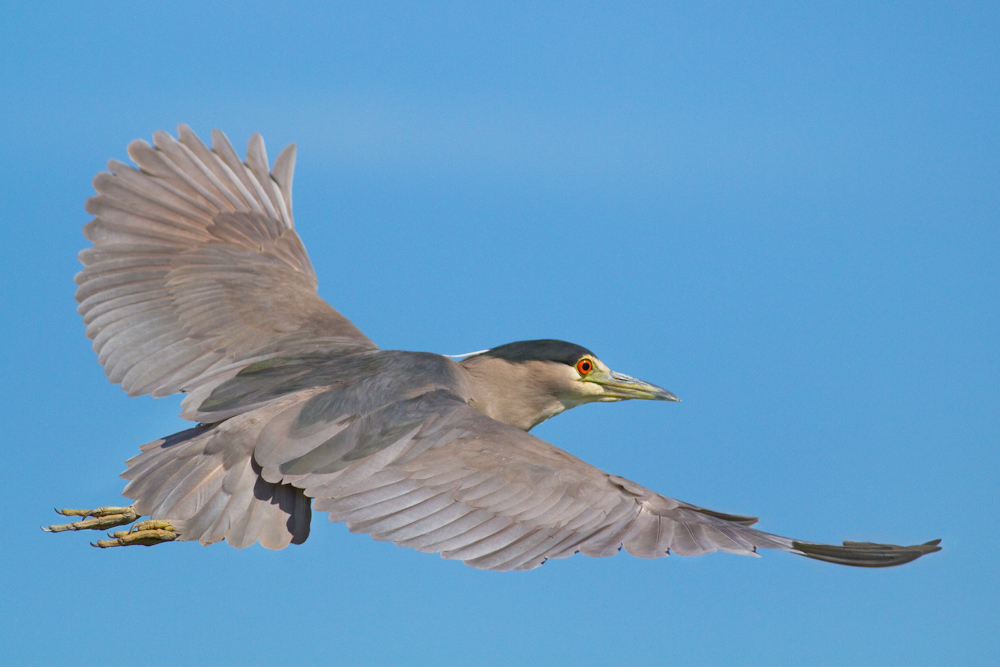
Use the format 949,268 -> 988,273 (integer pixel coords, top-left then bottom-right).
77,126 -> 377,411
247,386 -> 940,570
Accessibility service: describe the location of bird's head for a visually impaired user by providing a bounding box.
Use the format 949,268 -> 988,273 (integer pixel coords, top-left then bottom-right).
459,339 -> 678,430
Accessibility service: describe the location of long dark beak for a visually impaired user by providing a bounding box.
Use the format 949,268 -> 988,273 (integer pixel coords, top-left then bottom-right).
592,370 -> 680,402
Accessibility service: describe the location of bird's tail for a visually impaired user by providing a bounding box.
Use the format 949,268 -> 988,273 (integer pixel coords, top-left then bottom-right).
121,419 -> 311,550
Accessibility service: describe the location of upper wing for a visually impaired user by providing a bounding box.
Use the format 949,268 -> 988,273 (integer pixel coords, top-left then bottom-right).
76,126 -> 377,409
251,387 -> 940,570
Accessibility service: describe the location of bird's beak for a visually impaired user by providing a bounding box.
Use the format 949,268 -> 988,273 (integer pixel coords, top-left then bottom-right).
587,369 -> 680,402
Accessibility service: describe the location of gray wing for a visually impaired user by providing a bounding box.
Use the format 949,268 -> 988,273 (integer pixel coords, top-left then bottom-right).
77,126 -> 377,411
248,387 -> 940,570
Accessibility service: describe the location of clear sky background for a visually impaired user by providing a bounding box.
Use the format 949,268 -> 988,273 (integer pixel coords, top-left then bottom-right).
2,3 -> 997,665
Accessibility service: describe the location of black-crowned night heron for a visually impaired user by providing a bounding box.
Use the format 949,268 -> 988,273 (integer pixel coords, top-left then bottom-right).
47,127 -> 941,570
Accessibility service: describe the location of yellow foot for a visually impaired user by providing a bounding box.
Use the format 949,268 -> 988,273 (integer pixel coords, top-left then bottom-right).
43,506 -> 139,533
93,519 -> 178,548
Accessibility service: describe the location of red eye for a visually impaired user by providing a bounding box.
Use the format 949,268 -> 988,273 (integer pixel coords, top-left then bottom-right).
576,358 -> 593,375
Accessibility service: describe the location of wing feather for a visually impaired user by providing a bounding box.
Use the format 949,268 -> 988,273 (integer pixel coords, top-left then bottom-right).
469,528 -> 558,571
423,516 -> 515,554
356,493 -> 458,537
403,510 -> 495,549
381,503 -> 476,544
79,127 -> 377,406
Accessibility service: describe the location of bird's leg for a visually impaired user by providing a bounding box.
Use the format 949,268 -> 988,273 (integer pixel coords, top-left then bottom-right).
93,519 -> 178,548
44,506 -> 178,547
44,506 -> 139,532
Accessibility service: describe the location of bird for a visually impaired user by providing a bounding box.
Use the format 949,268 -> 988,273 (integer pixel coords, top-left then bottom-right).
46,126 -> 941,570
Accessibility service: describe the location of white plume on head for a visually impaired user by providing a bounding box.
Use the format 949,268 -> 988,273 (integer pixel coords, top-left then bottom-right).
441,349 -> 491,358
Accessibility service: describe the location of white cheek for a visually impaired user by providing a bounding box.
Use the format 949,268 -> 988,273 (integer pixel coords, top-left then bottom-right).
557,378 -> 606,409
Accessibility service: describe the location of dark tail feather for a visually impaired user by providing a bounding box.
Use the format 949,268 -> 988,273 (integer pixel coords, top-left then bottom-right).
792,538 -> 942,567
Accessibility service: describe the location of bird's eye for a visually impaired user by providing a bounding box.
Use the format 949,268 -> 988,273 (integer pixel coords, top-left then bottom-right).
576,358 -> 594,375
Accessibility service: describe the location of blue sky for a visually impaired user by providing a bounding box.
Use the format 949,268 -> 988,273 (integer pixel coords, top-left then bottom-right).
2,2 -> 997,665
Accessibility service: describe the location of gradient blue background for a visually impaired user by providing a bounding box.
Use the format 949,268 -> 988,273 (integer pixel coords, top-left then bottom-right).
2,3 -> 997,665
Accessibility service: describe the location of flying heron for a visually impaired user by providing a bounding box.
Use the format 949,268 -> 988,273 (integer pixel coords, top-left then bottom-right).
47,126 -> 941,570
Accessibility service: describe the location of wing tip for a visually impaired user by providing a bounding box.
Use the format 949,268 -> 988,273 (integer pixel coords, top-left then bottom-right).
792,538 -> 942,568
